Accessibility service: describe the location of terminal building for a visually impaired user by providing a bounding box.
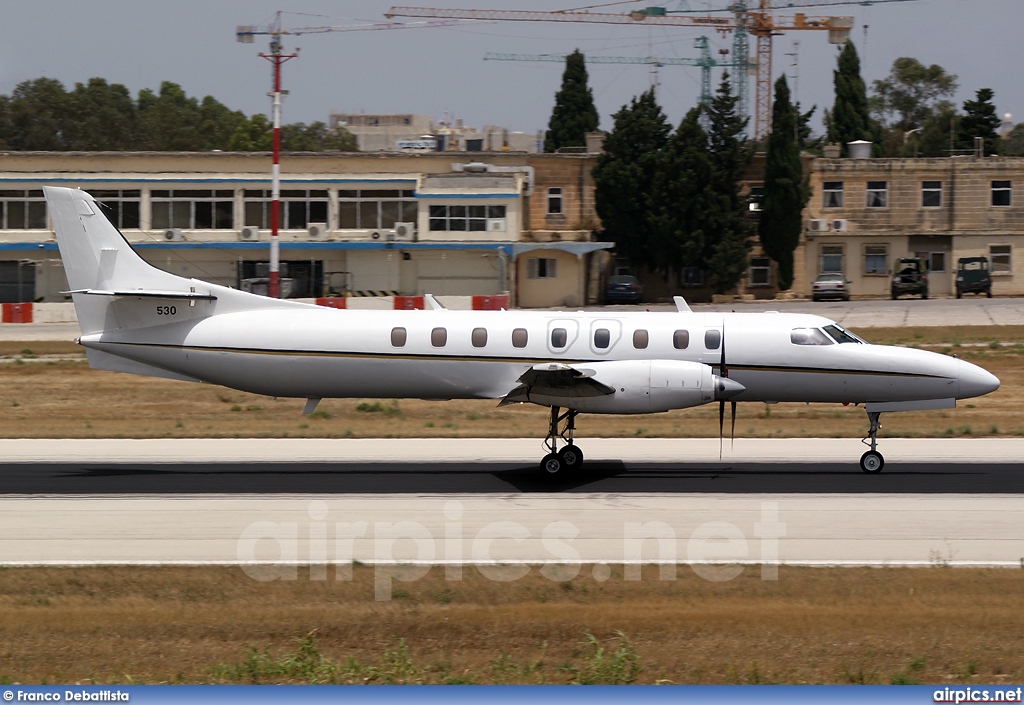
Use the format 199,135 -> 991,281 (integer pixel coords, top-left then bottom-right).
0,150 -> 609,308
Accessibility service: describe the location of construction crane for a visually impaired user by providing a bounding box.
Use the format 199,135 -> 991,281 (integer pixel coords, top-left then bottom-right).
386,4 -> 854,138
484,37 -> 744,107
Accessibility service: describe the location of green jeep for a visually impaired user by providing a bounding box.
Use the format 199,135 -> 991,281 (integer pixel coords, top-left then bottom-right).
955,257 -> 992,298
890,257 -> 928,300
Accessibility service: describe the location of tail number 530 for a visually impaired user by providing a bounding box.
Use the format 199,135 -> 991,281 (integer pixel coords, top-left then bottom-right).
156,305 -> 177,316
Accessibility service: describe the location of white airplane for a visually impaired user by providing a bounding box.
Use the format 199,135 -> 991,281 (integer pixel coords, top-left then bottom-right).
45,186 -> 1000,475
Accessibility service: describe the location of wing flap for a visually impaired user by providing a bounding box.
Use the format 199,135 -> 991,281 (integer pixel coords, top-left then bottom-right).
498,363 -> 615,406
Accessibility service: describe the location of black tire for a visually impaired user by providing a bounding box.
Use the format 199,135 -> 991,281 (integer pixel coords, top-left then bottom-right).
987,288 -> 993,298
558,445 -> 584,470
860,450 -> 884,474
956,289 -> 962,299
891,290 -> 898,300
922,290 -> 928,300
540,453 -> 564,476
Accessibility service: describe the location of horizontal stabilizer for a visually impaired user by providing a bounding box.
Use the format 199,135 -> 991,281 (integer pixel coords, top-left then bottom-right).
66,289 -> 217,301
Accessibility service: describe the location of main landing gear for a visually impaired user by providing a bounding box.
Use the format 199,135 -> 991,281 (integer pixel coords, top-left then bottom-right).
860,410 -> 884,473
539,406 -> 584,476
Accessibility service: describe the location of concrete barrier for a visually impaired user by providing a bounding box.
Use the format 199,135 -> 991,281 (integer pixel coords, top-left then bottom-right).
1,303 -> 33,323
33,302 -> 77,323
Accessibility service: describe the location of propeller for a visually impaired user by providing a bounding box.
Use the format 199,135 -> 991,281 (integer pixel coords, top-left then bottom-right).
718,324 -> 737,459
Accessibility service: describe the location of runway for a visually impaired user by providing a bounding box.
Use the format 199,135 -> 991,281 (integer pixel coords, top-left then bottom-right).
1,439 -> 1022,569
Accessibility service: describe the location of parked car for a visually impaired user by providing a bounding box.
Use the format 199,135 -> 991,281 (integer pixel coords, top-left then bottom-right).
604,275 -> 643,304
955,256 -> 992,298
891,257 -> 928,299
811,273 -> 850,301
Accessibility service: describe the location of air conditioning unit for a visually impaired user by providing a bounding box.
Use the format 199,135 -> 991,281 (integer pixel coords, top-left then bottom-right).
308,223 -> 327,240
831,219 -> 849,232
393,222 -> 416,242
239,226 -> 260,241
163,228 -> 183,242
807,219 -> 830,232
487,218 -> 507,232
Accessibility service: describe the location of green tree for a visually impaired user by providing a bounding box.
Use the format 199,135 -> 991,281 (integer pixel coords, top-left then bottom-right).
592,88 -> 670,271
135,81 -> 202,150
7,78 -> 68,150
760,76 -> 809,291
869,57 -> 958,132
1002,123 -> 1024,157
0,95 -> 11,150
228,114 -> 272,151
280,121 -> 358,151
826,41 -> 881,156
63,78 -> 136,150
703,74 -> 752,294
957,88 -> 1001,155
197,96 -> 247,151
915,106 -> 957,157
544,49 -> 599,153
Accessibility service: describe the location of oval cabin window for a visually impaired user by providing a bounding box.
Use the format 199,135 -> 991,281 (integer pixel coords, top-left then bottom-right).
431,327 -> 447,347
512,328 -> 528,348
472,327 -> 488,348
704,329 -> 721,350
594,328 -> 611,349
673,330 -> 689,350
551,328 -> 567,348
633,329 -> 649,349
391,327 -> 407,347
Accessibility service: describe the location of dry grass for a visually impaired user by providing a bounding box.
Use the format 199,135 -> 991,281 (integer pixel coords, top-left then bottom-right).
0,566 -> 1021,684
0,327 -> 1019,439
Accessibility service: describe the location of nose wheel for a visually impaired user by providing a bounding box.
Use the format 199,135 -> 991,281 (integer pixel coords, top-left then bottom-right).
860,411 -> 885,473
539,406 -> 584,476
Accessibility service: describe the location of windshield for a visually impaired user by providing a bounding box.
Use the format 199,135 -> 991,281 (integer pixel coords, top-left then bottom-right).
791,328 -> 833,346
823,324 -> 865,344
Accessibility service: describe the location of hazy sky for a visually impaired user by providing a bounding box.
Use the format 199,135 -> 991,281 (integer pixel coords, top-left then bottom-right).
0,0 -> 1020,138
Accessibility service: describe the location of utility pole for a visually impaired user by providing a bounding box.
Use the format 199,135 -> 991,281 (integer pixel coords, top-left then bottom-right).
259,35 -> 298,299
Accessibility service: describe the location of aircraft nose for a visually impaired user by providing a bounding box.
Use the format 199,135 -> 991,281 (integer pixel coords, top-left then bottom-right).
957,359 -> 1000,399
714,376 -> 745,401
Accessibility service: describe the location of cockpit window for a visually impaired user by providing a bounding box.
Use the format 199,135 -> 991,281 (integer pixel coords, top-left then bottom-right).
823,324 -> 864,344
790,328 -> 833,346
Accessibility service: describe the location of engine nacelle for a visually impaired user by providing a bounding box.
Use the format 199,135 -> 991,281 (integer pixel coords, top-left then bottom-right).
527,359 -> 728,414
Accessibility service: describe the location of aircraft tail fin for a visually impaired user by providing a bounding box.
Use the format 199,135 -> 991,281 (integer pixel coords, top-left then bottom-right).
44,186 -> 212,335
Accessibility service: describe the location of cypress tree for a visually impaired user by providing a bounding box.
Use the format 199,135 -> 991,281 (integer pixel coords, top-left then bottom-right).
957,88 -> 1001,155
544,49 -> 599,153
592,89 -> 670,270
760,75 -> 810,291
827,41 -> 882,156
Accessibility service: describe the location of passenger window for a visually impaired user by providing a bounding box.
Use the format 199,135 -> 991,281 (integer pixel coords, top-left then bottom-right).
431,327 -> 447,347
391,327 -> 407,347
673,330 -> 689,350
704,330 -> 721,350
633,329 -> 649,349
790,328 -> 834,346
594,328 -> 610,349
512,328 -> 528,348
551,327 -> 567,348
472,327 -> 488,348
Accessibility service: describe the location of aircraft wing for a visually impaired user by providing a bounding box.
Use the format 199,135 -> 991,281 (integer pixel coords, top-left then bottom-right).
498,362 -> 615,406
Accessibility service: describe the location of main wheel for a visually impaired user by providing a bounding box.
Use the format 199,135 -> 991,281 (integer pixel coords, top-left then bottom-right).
558,445 -> 584,470
540,452 -> 565,476
860,450 -> 884,474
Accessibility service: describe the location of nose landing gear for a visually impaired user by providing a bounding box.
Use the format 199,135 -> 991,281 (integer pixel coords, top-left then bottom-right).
860,410 -> 884,473
539,406 -> 584,476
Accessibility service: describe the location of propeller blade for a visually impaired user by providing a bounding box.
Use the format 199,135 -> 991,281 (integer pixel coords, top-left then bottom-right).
719,323 -> 727,377
719,400 -> 725,459
730,401 -> 737,451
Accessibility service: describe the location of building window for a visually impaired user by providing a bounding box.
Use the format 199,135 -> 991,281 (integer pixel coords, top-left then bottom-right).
681,267 -> 703,286
338,189 -> 416,230
748,257 -> 771,286
991,181 -> 1012,207
821,244 -> 844,273
152,189 -> 234,230
864,245 -> 888,275
91,190 -> 141,229
921,181 -> 942,208
546,187 -> 563,215
866,181 -> 888,208
391,327 -> 407,347
990,244 -> 1012,273
594,328 -> 610,349
918,251 -> 946,273
822,181 -> 844,208
527,257 -> 557,279
245,189 -> 329,230
672,330 -> 689,350
632,329 -> 649,349
550,327 -> 567,348
431,327 -> 447,347
747,186 -> 764,212
0,189 -> 46,230
511,328 -> 528,348
428,204 -> 505,232
472,327 -> 488,348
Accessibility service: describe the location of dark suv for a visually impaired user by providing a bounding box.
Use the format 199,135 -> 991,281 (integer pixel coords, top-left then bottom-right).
955,257 -> 992,298
891,257 -> 928,299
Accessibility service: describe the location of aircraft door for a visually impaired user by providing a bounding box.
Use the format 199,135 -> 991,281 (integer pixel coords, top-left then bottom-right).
589,319 -> 622,355
699,318 -> 723,366
546,319 -> 580,354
